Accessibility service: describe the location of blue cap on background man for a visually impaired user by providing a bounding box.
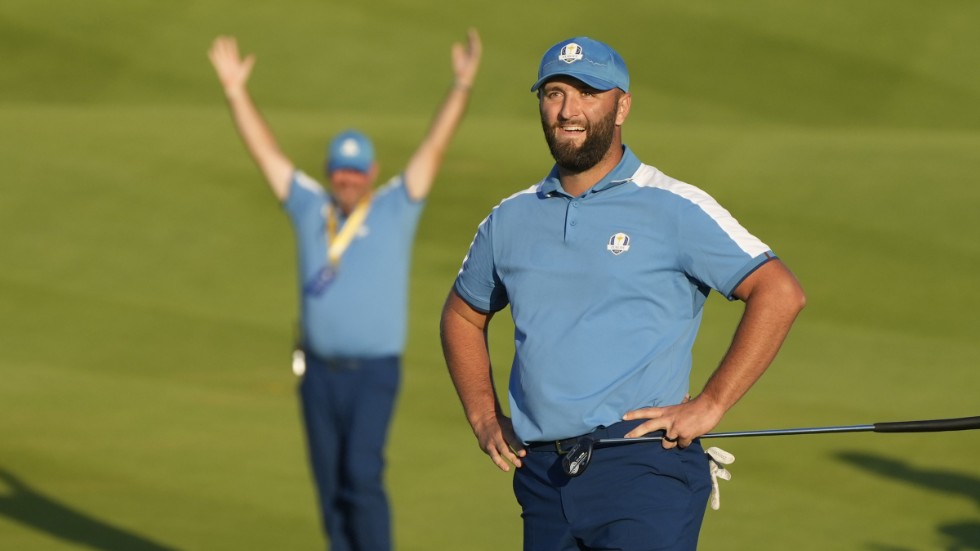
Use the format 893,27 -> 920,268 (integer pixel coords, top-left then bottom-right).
530,37 -> 630,93
326,129 -> 375,174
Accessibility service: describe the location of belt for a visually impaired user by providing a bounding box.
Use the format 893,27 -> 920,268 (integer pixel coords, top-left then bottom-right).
323,358 -> 364,370
305,353 -> 399,371
526,420 -> 650,454
526,436 -> 592,455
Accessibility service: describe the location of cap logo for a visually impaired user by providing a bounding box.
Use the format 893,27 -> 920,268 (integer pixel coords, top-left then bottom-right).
339,138 -> 361,157
558,43 -> 584,64
607,232 -> 631,255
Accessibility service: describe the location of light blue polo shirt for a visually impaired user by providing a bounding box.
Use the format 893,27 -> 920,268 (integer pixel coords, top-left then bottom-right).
285,170 -> 424,359
454,147 -> 774,442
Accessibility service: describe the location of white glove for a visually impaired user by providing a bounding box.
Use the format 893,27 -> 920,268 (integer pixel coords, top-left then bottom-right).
705,446 -> 735,510
292,349 -> 306,377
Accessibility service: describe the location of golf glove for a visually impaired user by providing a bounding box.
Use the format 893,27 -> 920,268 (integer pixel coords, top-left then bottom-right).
705,446 -> 734,510
292,349 -> 306,377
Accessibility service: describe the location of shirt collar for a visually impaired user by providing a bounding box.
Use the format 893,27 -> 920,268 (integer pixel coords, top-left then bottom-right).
539,145 -> 641,197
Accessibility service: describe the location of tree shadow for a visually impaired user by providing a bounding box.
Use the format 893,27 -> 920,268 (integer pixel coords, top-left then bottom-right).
0,468 -> 181,551
836,451 -> 980,551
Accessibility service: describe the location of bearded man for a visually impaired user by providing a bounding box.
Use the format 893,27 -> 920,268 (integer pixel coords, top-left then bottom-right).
440,36 -> 806,551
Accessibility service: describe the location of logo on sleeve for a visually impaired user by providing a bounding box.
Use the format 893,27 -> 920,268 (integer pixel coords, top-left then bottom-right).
606,232 -> 631,255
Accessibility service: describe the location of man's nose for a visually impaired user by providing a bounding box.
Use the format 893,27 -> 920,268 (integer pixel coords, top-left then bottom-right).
559,95 -> 581,120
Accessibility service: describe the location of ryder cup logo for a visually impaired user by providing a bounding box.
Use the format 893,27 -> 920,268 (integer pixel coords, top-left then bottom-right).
558,43 -> 584,64
339,137 -> 361,157
607,232 -> 631,255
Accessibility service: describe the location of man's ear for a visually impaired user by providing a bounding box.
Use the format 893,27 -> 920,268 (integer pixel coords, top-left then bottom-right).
616,92 -> 632,126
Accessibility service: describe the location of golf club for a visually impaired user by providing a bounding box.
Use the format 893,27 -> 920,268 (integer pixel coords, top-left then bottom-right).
562,415 -> 980,477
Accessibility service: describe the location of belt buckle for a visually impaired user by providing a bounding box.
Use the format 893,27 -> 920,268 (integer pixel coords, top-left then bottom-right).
554,439 -> 572,455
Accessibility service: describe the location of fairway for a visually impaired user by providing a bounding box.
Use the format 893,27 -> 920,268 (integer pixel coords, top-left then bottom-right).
1,1 -> 978,550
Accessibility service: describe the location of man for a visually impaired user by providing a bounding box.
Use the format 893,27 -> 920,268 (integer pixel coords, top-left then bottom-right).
209,30 -> 481,551
440,36 -> 805,550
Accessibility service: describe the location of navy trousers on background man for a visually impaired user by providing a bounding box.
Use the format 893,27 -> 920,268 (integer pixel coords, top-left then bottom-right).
299,355 -> 400,551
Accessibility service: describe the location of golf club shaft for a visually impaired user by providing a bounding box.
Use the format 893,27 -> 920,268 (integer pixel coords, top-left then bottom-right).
596,415 -> 980,445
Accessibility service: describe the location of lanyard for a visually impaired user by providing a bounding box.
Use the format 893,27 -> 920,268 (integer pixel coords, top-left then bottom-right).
325,194 -> 372,267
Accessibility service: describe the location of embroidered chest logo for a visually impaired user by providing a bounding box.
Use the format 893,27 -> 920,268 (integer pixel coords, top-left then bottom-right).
606,232 -> 631,255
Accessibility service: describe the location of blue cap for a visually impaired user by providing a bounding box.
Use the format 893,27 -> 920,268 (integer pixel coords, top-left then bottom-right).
530,37 -> 629,93
326,129 -> 375,174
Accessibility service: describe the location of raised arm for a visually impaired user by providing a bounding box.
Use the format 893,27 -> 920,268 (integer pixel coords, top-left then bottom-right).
623,259 -> 807,447
208,36 -> 293,202
403,28 -> 483,201
440,290 -> 525,471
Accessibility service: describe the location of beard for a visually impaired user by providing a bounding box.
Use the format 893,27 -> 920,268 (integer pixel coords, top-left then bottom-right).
541,106 -> 618,174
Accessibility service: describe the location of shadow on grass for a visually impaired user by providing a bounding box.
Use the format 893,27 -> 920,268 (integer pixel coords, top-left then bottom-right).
0,469 -> 181,551
837,451 -> 980,551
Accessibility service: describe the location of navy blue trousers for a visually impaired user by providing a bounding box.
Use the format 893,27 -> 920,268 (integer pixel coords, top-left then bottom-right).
516,421 -> 712,551
299,355 -> 400,551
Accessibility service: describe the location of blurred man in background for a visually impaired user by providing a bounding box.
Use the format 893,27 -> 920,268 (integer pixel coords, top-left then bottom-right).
441,36 -> 803,550
209,29 -> 481,551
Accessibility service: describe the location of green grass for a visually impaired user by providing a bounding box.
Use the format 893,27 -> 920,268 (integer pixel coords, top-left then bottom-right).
2,1 -> 979,549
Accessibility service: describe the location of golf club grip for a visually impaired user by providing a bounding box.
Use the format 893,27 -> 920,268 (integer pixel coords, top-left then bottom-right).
872,416 -> 980,433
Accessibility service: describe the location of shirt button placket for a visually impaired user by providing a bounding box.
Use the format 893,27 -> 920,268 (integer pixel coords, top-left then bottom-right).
568,200 -> 579,232
562,200 -> 578,240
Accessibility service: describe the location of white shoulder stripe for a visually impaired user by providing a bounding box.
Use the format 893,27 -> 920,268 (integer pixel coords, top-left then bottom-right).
631,164 -> 770,257
295,171 -> 325,194
478,182 -> 541,227
374,174 -> 404,199
499,181 -> 542,205
458,182 -> 541,276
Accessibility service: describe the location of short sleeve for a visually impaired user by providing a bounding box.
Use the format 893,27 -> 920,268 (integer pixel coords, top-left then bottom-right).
453,212 -> 508,313
674,191 -> 774,299
283,170 -> 326,222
